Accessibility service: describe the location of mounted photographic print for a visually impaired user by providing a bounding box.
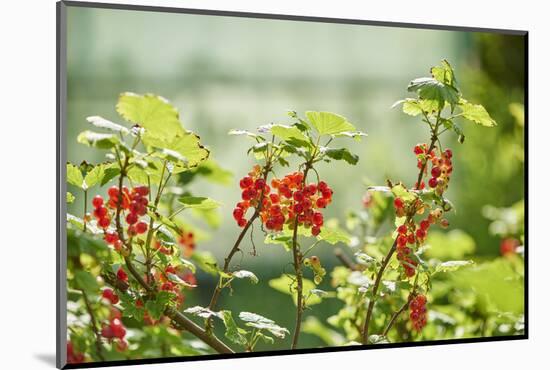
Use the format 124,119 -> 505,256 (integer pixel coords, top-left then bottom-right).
57,1 -> 528,368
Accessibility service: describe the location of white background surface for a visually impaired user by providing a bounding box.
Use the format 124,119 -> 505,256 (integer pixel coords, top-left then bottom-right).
0,0 -> 546,369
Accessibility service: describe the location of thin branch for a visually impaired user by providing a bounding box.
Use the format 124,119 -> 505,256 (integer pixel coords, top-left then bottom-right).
81,290 -> 105,361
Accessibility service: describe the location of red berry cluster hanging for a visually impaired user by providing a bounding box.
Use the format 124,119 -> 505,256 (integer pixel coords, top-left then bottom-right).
270,173 -> 333,236
409,294 -> 428,332
102,288 -> 119,304
94,185 -> 150,250
414,144 -> 453,196
232,167 -> 334,237
67,341 -> 85,364
178,231 -> 196,258
394,198 -> 448,277
100,289 -> 128,351
233,165 -> 269,228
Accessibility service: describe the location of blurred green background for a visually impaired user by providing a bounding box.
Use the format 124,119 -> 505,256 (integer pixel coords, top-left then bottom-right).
66,7 -> 525,350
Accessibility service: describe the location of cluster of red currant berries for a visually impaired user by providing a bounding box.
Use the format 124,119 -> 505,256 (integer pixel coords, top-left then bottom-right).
414,144 -> 453,196
93,185 -> 150,250
394,198 -> 448,277
67,341 -> 84,364
100,288 -> 128,351
100,310 -> 128,351
232,167 -> 333,236
409,294 -> 428,332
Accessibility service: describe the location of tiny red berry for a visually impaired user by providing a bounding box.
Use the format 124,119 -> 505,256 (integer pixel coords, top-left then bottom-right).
135,221 -> 148,234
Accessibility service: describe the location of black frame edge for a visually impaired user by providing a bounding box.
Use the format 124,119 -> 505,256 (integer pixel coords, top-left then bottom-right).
61,0 -> 528,35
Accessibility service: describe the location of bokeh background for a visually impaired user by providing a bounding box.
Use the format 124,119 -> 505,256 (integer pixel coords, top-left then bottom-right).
66,6 -> 525,350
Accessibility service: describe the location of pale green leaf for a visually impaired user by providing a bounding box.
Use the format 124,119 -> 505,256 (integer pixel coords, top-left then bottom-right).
221,310 -> 248,346
67,163 -> 83,188
178,196 -> 221,210
83,164 -> 105,189
305,111 -> 356,135
77,130 -> 120,149
232,270 -> 259,284
239,312 -> 289,338
86,115 -> 129,134
66,192 -> 75,204
459,99 -> 497,127
116,92 -> 184,138
434,260 -> 474,274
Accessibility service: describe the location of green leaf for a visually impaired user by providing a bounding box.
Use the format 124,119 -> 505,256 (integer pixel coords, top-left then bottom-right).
191,251 -> 219,275
221,311 -> 248,346
144,132 -> 210,168
228,129 -> 260,139
67,163 -> 84,188
77,130 -> 120,149
305,111 -> 356,135
116,92 -> 183,138
269,124 -> 310,145
441,118 -> 465,144
368,334 -> 390,344
323,147 -> 359,165
238,312 -> 289,339
231,270 -> 259,284
434,260 -> 474,274
74,270 -> 99,292
83,164 -> 105,189
334,131 -> 368,141
407,77 -> 459,111
318,226 -> 351,245
145,291 -> 174,320
459,99 -> 497,127
86,115 -> 129,134
268,275 -> 322,306
391,184 -> 416,202
264,234 -> 293,251
178,196 -> 221,210
431,59 -> 457,87
184,305 -> 221,319
178,257 -> 196,274
66,192 -> 75,204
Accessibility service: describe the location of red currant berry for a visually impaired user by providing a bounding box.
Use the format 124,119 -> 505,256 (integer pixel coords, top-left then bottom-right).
431,166 -> 441,177
311,226 -> 321,236
312,212 -> 324,226
237,218 -> 247,227
126,212 -> 138,225
233,207 -> 244,221
92,195 -> 104,208
394,197 -> 404,209
397,225 -> 408,234
316,198 -> 328,208
420,220 -> 430,230
135,221 -> 148,234
254,178 -> 266,190
117,268 -> 128,282
444,149 -> 453,159
414,145 -> 424,155
98,217 -> 110,228
428,177 -> 438,188
240,176 -> 253,189
93,206 -> 108,219
108,186 -> 119,198
134,186 -> 149,197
